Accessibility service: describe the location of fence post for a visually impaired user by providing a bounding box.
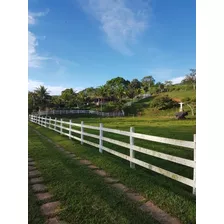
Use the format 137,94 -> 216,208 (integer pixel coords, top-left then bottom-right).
99,123 -> 103,153
54,118 -> 57,131
193,134 -> 196,195
130,127 -> 135,169
81,121 -> 84,144
69,120 -> 72,139
49,117 -> 51,128
45,116 -> 47,127
60,119 -> 63,134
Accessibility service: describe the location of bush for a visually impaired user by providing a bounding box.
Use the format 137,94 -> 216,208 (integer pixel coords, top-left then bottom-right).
150,95 -> 179,110
103,101 -> 125,112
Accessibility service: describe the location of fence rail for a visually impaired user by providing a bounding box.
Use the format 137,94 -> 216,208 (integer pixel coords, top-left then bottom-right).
32,109 -> 124,117
29,114 -> 196,194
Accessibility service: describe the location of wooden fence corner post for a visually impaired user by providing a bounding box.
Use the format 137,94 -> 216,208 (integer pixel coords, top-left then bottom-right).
69,120 -> 72,139
193,134 -> 196,195
99,123 -> 103,153
81,121 -> 84,144
130,127 -> 135,169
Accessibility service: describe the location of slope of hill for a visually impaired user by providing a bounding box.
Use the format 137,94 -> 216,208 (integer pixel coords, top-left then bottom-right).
123,90 -> 196,118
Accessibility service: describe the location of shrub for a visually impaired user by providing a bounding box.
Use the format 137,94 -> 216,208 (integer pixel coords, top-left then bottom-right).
150,95 -> 179,110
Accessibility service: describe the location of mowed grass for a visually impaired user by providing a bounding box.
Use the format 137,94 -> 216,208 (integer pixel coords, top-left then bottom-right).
160,90 -> 196,101
28,182 -> 45,224
28,127 -> 159,224
29,115 -> 196,224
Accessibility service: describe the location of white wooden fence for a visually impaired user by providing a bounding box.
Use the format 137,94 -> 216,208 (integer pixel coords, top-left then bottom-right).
32,109 -> 124,117
29,115 -> 196,194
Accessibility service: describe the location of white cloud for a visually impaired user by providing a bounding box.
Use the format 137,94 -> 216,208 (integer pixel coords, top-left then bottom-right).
28,10 -> 49,25
28,79 -> 84,95
170,76 -> 185,84
28,11 -> 50,68
80,0 -> 150,55
28,31 -> 50,68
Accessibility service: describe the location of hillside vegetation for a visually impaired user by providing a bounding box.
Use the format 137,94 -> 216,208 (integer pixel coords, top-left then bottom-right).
28,69 -> 196,118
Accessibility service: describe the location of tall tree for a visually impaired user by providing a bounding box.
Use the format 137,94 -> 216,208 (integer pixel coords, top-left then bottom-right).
61,88 -> 77,108
141,76 -> 155,93
105,77 -> 130,101
50,95 -> 64,109
130,79 -> 142,89
34,85 -> 51,111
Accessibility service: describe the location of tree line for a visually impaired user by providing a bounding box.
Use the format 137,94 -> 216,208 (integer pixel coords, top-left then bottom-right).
28,69 -> 196,113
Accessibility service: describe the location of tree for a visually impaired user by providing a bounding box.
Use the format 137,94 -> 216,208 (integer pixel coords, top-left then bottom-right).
60,88 -> 77,108
105,77 -> 130,101
82,87 -> 95,103
155,82 -> 165,92
34,85 -> 51,111
28,91 -> 38,113
141,76 -> 155,93
50,95 -> 64,109
164,81 -> 173,86
130,79 -> 142,89
93,85 -> 109,108
181,69 -> 196,90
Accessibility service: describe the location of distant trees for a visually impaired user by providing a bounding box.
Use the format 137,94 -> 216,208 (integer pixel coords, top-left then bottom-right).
34,86 -> 51,110
60,88 -> 77,108
28,70 -> 196,114
105,77 -> 130,102
141,76 -> 155,93
181,69 -> 196,90
164,81 -> 173,86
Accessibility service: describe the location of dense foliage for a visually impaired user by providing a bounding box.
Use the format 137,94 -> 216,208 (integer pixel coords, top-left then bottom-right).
28,69 -> 196,114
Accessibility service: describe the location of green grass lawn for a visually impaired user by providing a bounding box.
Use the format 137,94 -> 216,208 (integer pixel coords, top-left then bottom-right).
161,90 -> 196,101
29,127 -> 158,224
28,182 -> 46,224
29,115 -> 196,224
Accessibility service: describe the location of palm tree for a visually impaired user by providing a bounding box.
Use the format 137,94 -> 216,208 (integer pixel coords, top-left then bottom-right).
34,85 -> 51,111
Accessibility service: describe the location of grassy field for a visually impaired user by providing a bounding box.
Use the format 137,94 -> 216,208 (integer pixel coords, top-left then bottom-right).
28,182 -> 46,224
29,127 -> 158,224
29,114 -> 196,224
160,90 -> 196,101
122,90 -> 196,116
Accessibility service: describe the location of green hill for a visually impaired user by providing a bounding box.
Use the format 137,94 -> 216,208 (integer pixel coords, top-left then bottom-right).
123,89 -> 196,118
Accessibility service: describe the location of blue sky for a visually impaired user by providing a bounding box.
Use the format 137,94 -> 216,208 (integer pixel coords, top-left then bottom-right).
28,0 -> 196,95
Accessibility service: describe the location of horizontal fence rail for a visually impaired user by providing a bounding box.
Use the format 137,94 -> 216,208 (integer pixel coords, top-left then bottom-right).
32,109 -> 124,117
29,115 -> 196,194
